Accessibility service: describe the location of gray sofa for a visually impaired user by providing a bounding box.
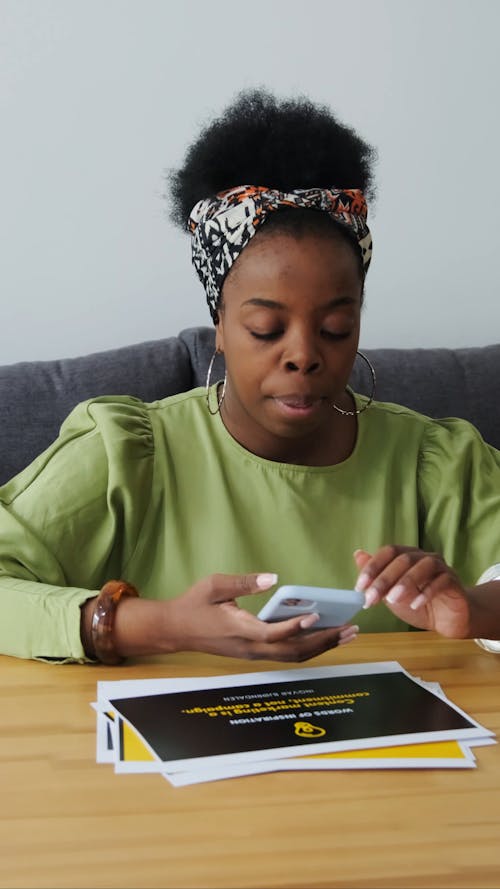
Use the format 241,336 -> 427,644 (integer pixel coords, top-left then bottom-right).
1,326 -> 500,486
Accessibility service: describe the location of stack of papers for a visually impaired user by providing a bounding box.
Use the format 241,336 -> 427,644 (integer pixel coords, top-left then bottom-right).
93,661 -> 496,786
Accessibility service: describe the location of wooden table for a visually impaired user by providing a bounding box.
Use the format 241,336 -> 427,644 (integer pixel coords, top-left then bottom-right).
1,632 -> 499,889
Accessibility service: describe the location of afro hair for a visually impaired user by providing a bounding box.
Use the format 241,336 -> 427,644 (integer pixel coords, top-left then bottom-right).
168,88 -> 376,228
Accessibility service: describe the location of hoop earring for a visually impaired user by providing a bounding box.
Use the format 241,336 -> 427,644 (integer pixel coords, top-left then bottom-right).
205,350 -> 227,415
332,351 -> 376,417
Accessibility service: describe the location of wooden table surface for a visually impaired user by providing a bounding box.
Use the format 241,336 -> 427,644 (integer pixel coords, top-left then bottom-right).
1,632 -> 499,889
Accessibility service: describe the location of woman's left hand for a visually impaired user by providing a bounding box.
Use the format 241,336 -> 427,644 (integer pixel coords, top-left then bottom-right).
354,545 -> 472,638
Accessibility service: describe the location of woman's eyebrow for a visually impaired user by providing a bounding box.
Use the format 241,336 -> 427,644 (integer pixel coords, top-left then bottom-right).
241,297 -> 285,309
241,296 -> 356,310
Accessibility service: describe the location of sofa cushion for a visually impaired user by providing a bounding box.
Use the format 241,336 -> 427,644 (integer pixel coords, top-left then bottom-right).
0,336 -> 192,485
353,344 -> 500,451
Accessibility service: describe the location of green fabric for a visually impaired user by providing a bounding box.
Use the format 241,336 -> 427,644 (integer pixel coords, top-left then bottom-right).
0,388 -> 499,661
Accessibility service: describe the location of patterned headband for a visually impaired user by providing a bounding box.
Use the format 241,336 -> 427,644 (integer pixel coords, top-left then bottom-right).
188,185 -> 372,322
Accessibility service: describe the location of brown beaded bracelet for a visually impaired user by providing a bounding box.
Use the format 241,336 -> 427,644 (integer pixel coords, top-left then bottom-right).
91,580 -> 140,665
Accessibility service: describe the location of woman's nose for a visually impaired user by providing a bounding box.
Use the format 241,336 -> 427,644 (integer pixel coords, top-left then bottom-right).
285,357 -> 320,373
283,333 -> 321,374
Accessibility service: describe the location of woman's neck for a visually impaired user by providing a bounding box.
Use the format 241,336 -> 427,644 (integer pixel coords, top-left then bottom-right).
219,402 -> 357,466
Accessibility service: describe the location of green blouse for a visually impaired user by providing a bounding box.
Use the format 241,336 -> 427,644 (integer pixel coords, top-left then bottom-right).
0,388 -> 499,661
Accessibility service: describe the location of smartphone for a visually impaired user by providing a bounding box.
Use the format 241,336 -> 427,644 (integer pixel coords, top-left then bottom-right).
257,585 -> 364,629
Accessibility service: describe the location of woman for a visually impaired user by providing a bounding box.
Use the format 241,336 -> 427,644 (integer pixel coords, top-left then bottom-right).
1,89 -> 499,664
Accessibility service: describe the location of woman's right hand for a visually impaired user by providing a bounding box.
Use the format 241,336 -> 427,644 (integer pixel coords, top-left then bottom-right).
111,573 -> 359,663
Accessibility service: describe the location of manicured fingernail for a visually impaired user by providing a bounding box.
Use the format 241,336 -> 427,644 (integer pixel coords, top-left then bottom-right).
256,573 -> 278,589
386,584 -> 405,604
363,587 -> 378,609
355,572 -> 371,592
338,629 -> 359,645
340,624 -> 359,639
410,593 -> 426,611
299,612 -> 320,629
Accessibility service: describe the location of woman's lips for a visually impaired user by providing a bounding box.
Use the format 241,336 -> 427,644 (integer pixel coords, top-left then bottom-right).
273,395 -> 324,416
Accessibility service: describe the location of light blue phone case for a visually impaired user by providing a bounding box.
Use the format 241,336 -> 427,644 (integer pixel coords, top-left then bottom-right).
257,585 -> 364,628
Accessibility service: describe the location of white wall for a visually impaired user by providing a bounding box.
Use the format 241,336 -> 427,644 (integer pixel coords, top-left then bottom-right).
1,0 -> 499,364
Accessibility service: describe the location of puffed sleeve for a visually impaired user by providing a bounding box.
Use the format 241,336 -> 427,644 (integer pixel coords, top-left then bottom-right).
0,396 -> 154,662
418,417 -> 500,586
474,565 -> 500,653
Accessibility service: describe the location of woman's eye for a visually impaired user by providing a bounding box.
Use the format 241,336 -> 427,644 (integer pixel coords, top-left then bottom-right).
250,330 -> 283,341
321,329 -> 351,340
249,329 -> 352,342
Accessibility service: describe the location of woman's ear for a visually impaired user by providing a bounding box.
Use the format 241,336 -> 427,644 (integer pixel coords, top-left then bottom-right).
215,314 -> 224,353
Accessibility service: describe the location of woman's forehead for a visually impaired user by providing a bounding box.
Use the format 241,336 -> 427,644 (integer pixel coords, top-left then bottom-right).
223,231 -> 363,302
